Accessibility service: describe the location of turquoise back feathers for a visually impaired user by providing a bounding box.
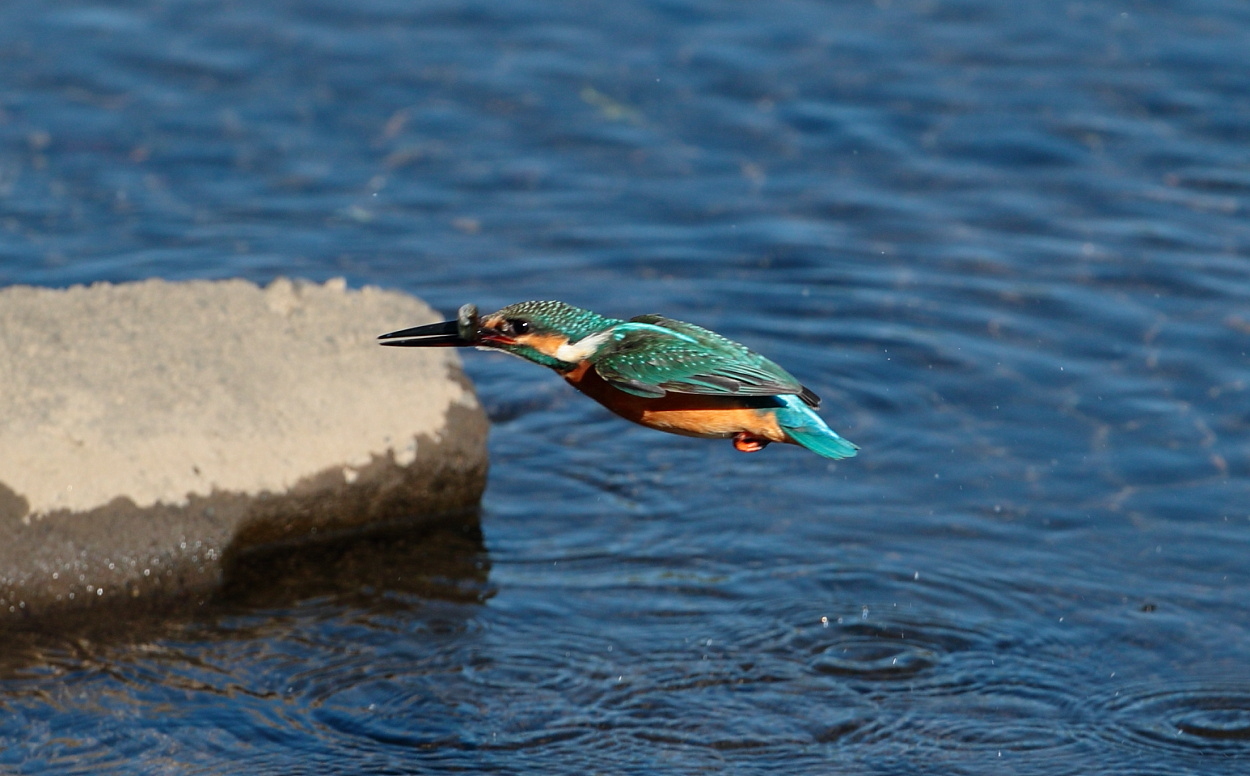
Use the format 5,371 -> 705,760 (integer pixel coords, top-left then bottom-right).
593,315 -> 812,399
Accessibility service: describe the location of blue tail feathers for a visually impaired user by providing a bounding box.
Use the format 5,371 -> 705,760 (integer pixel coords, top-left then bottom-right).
775,395 -> 858,460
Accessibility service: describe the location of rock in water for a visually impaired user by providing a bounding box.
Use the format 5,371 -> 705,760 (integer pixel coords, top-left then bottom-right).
0,278 -> 488,622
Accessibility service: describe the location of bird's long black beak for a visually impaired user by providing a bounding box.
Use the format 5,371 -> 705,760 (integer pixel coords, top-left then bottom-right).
378,319 -> 466,347
378,303 -> 481,347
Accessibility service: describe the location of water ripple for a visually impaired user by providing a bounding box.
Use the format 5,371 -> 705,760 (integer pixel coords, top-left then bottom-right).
1092,681 -> 1250,757
807,624 -> 939,680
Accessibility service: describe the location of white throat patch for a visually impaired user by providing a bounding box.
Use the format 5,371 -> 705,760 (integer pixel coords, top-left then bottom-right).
554,330 -> 611,363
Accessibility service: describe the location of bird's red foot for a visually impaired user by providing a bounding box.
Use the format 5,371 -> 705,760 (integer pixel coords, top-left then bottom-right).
732,433 -> 771,453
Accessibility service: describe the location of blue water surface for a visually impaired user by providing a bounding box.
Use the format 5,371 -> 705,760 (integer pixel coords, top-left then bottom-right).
2,0 -> 1250,773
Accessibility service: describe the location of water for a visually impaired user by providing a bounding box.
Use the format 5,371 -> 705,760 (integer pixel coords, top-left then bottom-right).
2,0 -> 1249,772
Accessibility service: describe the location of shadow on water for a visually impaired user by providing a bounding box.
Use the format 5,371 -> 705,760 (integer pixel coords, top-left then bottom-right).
0,513 -> 491,679
216,511 -> 491,609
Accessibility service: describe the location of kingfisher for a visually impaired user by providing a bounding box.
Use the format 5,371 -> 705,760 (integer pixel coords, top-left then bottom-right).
379,301 -> 857,459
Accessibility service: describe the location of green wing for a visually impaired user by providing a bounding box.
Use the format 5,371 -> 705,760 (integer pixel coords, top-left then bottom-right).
591,315 -> 820,406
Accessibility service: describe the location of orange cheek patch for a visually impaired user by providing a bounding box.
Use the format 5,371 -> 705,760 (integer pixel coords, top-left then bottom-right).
513,332 -> 569,358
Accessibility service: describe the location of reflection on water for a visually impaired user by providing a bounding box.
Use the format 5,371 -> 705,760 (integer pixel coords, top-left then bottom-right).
0,516 -> 490,678
217,513 -> 490,609
0,517 -> 491,773
3,0 -> 1250,772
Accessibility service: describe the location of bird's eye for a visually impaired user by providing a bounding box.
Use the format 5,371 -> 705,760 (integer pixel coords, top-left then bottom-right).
504,319 -> 531,336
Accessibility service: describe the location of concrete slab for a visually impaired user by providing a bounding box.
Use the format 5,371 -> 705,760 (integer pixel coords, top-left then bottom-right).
0,278 -> 488,623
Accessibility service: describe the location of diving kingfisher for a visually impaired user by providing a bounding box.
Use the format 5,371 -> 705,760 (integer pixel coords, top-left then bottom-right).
379,301 -> 857,460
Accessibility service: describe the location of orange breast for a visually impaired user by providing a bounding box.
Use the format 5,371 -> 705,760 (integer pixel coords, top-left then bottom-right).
561,362 -> 787,442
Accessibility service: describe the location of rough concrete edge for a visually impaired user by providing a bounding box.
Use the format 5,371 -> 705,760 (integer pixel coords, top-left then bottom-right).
0,402 -> 489,628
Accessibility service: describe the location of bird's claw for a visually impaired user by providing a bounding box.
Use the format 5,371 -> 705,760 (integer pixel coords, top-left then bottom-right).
732,433 -> 770,453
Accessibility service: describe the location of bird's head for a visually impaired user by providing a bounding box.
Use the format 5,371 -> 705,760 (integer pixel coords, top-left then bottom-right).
379,300 -> 621,370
